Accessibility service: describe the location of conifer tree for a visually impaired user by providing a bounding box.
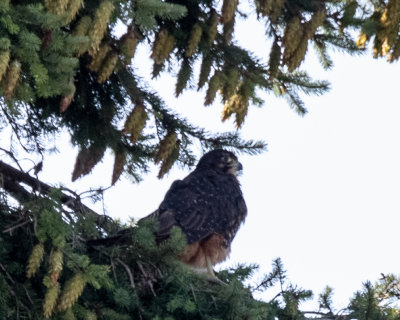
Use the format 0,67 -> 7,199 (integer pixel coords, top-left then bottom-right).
0,0 -> 399,319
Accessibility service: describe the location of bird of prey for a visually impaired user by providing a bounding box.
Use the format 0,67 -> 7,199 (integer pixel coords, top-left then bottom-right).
89,149 -> 247,277
147,149 -> 247,276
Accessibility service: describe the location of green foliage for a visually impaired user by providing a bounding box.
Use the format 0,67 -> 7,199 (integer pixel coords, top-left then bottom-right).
175,59 -> 192,97
348,280 -> 400,320
113,287 -> 138,310
1,190 -> 400,319
0,0 -> 377,182
0,0 -> 399,318
318,286 -> 334,312
0,190 -> 118,318
349,282 -> 384,320
131,0 -> 187,32
159,226 -> 187,256
375,274 -> 400,304
85,264 -> 113,290
0,2 -> 83,107
3,0 -> 394,182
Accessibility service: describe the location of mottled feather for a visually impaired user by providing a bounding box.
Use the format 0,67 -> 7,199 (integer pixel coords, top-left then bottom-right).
149,149 -> 247,268
87,149 -> 248,270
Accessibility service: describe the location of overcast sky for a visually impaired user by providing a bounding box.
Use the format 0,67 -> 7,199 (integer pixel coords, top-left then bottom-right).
35,9 -> 400,312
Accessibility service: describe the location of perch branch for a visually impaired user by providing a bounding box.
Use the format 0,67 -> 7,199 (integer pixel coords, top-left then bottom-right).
0,160 -> 116,233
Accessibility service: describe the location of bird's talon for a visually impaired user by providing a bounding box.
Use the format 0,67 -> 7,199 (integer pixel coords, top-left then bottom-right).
207,275 -> 228,286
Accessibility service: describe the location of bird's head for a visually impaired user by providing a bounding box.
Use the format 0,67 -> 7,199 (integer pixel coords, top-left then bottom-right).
196,149 -> 243,176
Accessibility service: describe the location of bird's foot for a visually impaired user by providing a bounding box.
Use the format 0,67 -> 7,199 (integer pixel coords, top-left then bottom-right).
205,258 -> 227,285
206,274 -> 228,286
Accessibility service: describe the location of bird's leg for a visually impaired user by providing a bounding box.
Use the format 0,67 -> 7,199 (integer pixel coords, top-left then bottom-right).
206,256 -> 215,277
205,257 -> 227,286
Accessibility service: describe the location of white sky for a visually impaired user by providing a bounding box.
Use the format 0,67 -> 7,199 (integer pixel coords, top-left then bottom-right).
13,7 -> 400,312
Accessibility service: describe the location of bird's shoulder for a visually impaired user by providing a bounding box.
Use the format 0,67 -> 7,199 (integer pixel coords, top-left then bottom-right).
170,168 -> 240,196
156,166 -> 246,245
159,168 -> 242,211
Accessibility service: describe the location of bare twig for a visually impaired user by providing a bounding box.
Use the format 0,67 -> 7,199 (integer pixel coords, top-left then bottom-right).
0,104 -> 29,154
78,186 -> 112,199
190,284 -> 205,318
0,262 -> 33,317
110,258 -> 118,283
137,261 -> 157,297
270,291 -> 282,302
0,262 -> 15,284
7,282 -> 32,319
136,261 -> 146,277
0,147 -> 24,171
117,258 -> 135,289
2,218 -> 31,234
149,262 -> 163,279
302,310 -> 350,320
23,285 -> 34,305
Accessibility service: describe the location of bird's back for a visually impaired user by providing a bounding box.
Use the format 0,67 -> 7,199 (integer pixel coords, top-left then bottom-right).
155,167 -> 247,246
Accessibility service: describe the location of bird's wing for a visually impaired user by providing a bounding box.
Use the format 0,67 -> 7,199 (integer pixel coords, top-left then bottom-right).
155,170 -> 246,245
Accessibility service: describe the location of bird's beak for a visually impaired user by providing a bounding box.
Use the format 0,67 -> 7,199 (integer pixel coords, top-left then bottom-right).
237,162 -> 243,172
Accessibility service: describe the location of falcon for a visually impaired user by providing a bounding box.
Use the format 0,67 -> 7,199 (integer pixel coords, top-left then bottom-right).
88,149 -> 247,277
148,149 -> 247,276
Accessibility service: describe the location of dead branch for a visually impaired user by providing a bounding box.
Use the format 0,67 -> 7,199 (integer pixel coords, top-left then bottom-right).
0,262 -> 15,284
2,218 -> 31,235
117,258 -> 136,289
137,261 -> 157,296
302,310 -> 351,320
0,160 -> 116,233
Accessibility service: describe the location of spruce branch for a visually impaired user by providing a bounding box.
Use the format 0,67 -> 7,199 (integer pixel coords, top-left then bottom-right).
0,160 -> 115,233
117,67 -> 266,163
278,71 -> 330,96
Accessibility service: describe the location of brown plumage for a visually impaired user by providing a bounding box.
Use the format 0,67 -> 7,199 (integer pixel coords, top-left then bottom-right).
147,149 -> 247,273
87,149 -> 247,275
